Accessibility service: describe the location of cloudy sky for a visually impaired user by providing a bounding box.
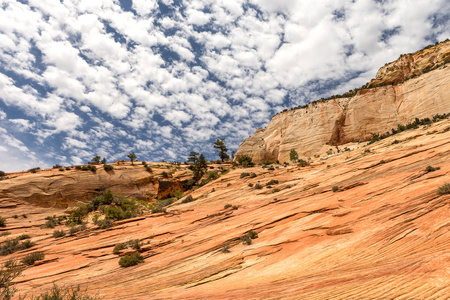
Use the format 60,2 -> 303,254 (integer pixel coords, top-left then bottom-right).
0,0 -> 448,172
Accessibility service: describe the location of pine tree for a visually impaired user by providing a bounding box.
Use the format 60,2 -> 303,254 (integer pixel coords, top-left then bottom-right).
127,152 -> 137,165
193,154 -> 208,181
213,138 -> 229,162
187,151 -> 199,164
290,149 -> 298,163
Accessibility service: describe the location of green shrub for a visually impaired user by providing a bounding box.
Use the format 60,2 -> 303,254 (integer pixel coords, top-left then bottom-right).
332,186 -> 339,192
127,239 -> 141,250
118,253 -> 144,268
151,198 -> 173,213
69,224 -> 87,235
96,219 -> 113,229
254,183 -> 263,189
208,171 -> 219,180
0,217 -> 6,228
0,171 -> 5,177
103,164 -> 114,171
224,204 -> 232,209
181,195 -> 193,203
53,230 -> 66,238
238,155 -> 254,167
267,166 -> 275,171
68,205 -> 88,225
113,243 -> 127,254
41,216 -> 61,229
25,283 -> 101,300
426,165 -> 440,172
28,167 -> 40,173
145,166 -> 153,172
0,259 -> 23,299
266,180 -> 279,186
248,183 -> 254,187
437,183 -> 450,195
240,172 -> 250,178
0,237 -> 35,256
22,251 -> 45,265
240,230 -> 259,245
298,159 -> 309,167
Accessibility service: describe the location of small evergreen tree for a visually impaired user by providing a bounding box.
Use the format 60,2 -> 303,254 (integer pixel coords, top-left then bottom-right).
231,150 -> 235,160
193,154 -> 208,181
101,157 -> 106,164
127,152 -> 137,165
290,149 -> 299,163
90,156 -> 101,164
213,138 -> 229,162
187,151 -> 199,164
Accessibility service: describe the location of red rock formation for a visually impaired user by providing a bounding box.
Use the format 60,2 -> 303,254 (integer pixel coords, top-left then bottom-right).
235,40 -> 450,163
1,119 -> 449,299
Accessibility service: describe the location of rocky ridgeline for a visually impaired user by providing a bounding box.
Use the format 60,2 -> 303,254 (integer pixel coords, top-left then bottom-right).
235,40 -> 450,163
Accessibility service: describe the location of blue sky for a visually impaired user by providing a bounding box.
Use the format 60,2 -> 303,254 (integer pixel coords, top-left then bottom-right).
0,0 -> 449,172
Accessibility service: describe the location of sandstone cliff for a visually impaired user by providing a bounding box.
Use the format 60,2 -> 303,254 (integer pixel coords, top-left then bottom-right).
235,40 -> 450,163
2,119 -> 450,299
0,162 -> 192,208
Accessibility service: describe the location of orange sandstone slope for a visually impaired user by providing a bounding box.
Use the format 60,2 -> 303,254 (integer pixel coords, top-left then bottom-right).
235,40 -> 450,164
3,119 -> 450,299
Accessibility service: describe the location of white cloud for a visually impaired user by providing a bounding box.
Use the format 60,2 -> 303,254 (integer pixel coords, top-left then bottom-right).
0,0 -> 448,171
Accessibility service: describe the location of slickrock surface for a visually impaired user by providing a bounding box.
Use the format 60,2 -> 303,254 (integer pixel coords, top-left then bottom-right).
235,40 -> 450,163
2,119 -> 450,299
0,162 -> 192,208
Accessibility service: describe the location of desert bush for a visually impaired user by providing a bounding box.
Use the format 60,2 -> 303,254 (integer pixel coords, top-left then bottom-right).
298,159 -> 309,167
118,253 -> 144,268
0,171 -> 5,177
113,243 -> 127,255
96,219 -> 113,229
254,183 -> 263,190
0,217 -> 6,228
266,180 -> 279,186
145,166 -> 153,172
248,183 -> 254,187
267,166 -> 275,171
127,239 -> 141,250
59,168 -> 64,171
238,155 -> 254,167
0,237 -> 35,256
241,230 -> 259,245
65,167 -> 71,170
0,259 -> 23,299
240,172 -> 250,178
151,198 -> 173,213
224,204 -> 232,209
103,164 -> 114,171
22,251 -> 45,265
68,205 -> 88,225
53,230 -> 66,238
53,164 -> 62,169
42,216 -> 61,229
425,165 -> 440,172
25,283 -> 101,300
437,183 -> 450,195
181,195 -> 193,203
208,171 -> 220,180
69,224 -> 87,235
332,186 -> 339,192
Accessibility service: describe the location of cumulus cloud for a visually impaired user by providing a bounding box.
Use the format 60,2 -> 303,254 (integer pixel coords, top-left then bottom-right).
0,0 -> 448,171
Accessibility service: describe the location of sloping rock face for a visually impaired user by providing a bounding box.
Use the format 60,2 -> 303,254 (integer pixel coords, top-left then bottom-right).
2,119 -> 450,299
235,41 -> 450,163
0,162 -> 192,208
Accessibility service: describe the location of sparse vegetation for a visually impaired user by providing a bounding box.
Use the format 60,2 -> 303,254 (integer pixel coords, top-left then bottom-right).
69,224 -> 87,235
181,195 -> 193,203
425,166 -> 440,172
240,172 -> 250,178
28,167 -> 40,173
248,183 -> 254,187
332,186 -> 339,192
290,149 -> 298,163
266,180 -> 279,186
22,251 -> 45,265
238,155 -> 254,167
241,230 -> 259,245
298,159 -> 309,167
437,183 -> 450,195
24,283 -> 102,300
53,230 -> 66,238
254,183 -> 263,190
0,217 -> 6,228
127,152 -> 137,165
113,243 -> 127,254
0,171 -> 6,178
103,164 -> 114,171
0,259 -> 23,299
118,253 -> 144,268
0,236 -> 35,256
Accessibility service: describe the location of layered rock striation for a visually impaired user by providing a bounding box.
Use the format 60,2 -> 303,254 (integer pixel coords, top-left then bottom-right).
236,41 -> 450,163
0,162 -> 192,208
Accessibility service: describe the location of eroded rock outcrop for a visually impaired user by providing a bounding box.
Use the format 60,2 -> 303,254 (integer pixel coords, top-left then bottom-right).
236,41 -> 450,163
2,119 -> 450,299
0,162 -> 192,208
